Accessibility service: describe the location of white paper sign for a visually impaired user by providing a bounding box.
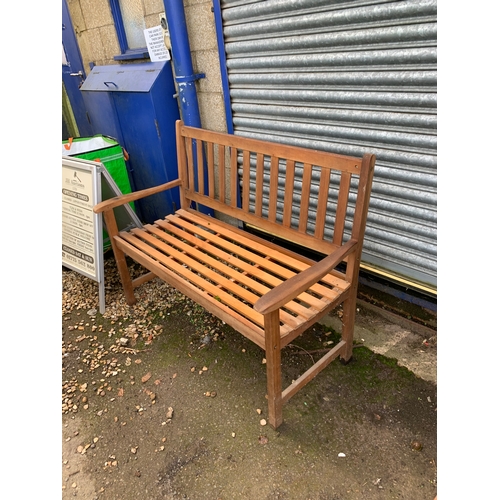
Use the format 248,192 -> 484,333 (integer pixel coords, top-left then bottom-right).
144,26 -> 171,62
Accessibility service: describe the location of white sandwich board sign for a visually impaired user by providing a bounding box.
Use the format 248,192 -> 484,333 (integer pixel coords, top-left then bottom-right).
62,156 -> 141,313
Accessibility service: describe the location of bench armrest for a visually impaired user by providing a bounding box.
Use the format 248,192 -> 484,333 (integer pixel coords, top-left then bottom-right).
254,239 -> 358,315
93,179 -> 182,214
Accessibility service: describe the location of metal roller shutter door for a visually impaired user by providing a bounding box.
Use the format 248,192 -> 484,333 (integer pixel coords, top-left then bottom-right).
218,0 -> 437,292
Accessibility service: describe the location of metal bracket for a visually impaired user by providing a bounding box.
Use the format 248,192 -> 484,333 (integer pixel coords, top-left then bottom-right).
175,73 -> 205,83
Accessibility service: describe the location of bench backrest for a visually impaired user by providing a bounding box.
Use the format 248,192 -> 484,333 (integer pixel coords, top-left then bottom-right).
176,120 -> 376,257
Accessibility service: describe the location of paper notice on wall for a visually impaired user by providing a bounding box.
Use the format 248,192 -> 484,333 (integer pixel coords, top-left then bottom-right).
144,26 -> 171,62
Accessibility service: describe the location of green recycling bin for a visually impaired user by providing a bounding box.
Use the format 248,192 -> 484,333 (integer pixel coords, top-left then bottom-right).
62,135 -> 135,251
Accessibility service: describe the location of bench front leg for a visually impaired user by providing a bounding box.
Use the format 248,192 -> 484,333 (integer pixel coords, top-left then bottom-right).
103,209 -> 137,306
264,309 -> 283,429
340,253 -> 360,363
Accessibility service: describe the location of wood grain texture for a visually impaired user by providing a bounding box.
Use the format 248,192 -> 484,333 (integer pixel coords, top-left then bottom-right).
102,120 -> 376,429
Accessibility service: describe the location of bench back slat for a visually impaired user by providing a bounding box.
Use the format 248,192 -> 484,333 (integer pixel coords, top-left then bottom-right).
196,139 -> 205,197
230,147 -> 238,208
254,152 -> 265,218
268,155 -> 280,224
186,137 -> 195,198
298,163 -> 312,234
242,150 -> 251,213
332,171 -> 352,246
282,159 -> 295,229
207,139 -> 215,198
176,121 -> 375,256
314,167 -> 330,240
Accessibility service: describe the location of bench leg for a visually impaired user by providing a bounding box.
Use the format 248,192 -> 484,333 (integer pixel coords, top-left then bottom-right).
340,292 -> 356,363
103,210 -> 137,306
113,248 -> 137,306
264,310 -> 283,429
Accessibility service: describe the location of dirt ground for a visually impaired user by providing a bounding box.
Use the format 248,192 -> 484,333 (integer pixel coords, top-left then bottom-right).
62,257 -> 437,500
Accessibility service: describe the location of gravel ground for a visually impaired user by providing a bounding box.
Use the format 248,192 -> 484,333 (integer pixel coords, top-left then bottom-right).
62,255 -> 437,499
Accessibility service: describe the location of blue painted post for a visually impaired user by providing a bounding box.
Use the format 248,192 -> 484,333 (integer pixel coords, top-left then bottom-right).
163,0 -> 204,128
163,0 -> 213,215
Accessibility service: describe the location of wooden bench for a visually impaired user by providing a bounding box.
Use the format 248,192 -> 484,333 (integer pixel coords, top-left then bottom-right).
94,120 -> 376,429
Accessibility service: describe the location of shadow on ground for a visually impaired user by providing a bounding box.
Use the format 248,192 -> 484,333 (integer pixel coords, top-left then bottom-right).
62,257 -> 437,500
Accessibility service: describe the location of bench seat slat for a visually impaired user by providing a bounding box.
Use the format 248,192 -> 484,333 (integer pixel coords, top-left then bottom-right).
174,209 -> 347,291
114,235 -> 267,348
141,223 -> 302,330
149,220 -> 312,324
120,229 -> 269,330
115,210 -> 350,343
136,214 -> 345,321
164,213 -> 346,314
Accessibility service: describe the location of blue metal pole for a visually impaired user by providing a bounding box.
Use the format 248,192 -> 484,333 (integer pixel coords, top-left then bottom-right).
163,0 -> 204,127
163,0 -> 212,215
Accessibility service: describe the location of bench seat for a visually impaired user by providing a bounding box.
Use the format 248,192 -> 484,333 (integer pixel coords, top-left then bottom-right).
116,208 -> 351,350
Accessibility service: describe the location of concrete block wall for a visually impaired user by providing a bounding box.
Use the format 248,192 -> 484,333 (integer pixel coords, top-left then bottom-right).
66,0 -> 232,221
66,0 -> 227,133
67,0 -> 121,69
182,0 -> 234,221
183,0 -> 227,133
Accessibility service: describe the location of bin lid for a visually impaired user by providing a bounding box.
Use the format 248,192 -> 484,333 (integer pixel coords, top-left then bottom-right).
62,135 -> 119,156
80,62 -> 168,92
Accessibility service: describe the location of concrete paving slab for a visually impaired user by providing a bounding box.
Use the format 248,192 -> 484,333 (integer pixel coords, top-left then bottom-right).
320,301 -> 437,385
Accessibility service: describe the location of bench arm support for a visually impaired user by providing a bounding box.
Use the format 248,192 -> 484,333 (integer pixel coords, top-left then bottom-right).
93,179 -> 182,214
254,239 -> 358,315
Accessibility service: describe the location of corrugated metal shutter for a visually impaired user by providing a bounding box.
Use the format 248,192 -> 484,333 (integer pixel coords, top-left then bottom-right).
219,0 -> 437,291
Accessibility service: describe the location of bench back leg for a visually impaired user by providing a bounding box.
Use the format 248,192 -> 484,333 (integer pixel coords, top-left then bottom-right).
340,292 -> 356,362
340,253 -> 362,362
264,310 -> 283,429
